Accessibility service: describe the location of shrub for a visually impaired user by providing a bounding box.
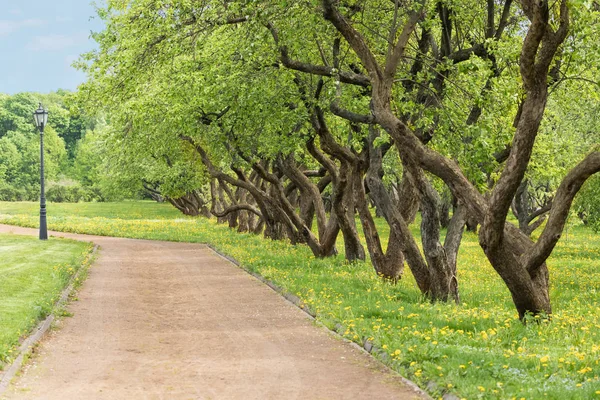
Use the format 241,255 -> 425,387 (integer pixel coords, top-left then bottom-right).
45,184 -> 105,203
0,183 -> 31,201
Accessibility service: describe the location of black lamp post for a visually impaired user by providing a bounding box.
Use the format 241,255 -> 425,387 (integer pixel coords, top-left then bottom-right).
33,103 -> 48,240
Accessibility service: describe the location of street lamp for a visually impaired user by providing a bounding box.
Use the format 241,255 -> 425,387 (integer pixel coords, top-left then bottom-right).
33,103 -> 48,240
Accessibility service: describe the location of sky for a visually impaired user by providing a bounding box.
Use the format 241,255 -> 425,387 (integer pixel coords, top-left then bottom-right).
0,1 -> 105,95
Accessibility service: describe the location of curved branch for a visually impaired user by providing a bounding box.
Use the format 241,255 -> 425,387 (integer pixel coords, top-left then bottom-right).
527,200 -> 553,223
307,136 -> 339,183
525,151 -> 600,273
304,168 -> 327,178
448,44 -> 487,64
280,154 -> 329,239
180,135 -> 267,198
315,108 -> 357,163
212,204 -> 263,219
330,101 -> 374,124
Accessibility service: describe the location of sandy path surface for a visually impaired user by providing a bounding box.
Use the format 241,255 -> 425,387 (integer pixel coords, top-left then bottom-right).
0,224 -> 424,400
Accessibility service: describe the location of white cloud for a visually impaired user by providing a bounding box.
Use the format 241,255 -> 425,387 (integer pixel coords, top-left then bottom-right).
27,32 -> 90,52
0,19 -> 45,36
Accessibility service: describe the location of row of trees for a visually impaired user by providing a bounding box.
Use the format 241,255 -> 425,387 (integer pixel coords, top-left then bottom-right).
75,0 -> 599,319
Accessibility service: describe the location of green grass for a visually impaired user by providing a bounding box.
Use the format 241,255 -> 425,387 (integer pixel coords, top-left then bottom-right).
0,232 -> 93,368
0,201 -> 599,399
0,200 -> 183,220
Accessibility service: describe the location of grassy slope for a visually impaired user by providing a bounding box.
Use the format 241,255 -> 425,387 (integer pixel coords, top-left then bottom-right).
0,233 -> 92,367
0,201 -> 598,399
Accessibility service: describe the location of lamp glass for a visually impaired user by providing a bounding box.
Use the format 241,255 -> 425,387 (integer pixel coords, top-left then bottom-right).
33,104 -> 48,128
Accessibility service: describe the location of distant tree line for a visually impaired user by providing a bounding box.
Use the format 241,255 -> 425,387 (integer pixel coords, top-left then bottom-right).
0,91 -> 154,202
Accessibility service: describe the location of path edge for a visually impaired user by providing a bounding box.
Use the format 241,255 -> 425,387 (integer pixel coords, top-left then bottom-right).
206,244 -> 433,400
0,243 -> 99,395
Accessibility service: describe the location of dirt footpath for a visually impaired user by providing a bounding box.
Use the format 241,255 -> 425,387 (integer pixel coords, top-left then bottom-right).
0,224 -> 425,400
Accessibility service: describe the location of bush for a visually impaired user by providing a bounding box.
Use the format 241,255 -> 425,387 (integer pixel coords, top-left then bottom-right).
0,183 -> 32,201
45,184 -> 105,203
46,185 -> 70,203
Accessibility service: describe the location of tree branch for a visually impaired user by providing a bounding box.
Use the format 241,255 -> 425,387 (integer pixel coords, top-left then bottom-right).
383,8 -> 422,87
322,0 -> 383,82
212,204 -> 263,219
266,22 -> 370,87
527,200 -> 553,223
524,151 -> 600,273
330,101 -> 374,123
495,0 -> 514,40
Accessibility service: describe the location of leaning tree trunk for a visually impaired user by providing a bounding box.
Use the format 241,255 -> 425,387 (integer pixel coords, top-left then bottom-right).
482,225 -> 552,319
168,190 -> 211,217
333,162 -> 366,262
465,216 -> 478,232
417,173 -> 457,303
359,130 -> 411,280
492,152 -> 600,319
306,132 -> 365,262
355,172 -> 406,281
444,203 -> 467,302
219,181 -> 239,229
476,1 -> 570,318
439,198 -> 451,229
280,155 -> 339,258
235,187 -> 250,233
142,181 -> 165,203
359,163 -> 432,291
210,179 -> 230,225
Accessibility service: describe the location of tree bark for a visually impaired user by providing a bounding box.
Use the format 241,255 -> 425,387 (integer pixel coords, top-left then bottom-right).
304,109 -> 366,262
444,203 -> 467,302
280,154 -> 339,257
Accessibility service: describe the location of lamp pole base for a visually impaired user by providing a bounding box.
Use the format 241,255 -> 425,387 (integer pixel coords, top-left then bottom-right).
40,207 -> 48,240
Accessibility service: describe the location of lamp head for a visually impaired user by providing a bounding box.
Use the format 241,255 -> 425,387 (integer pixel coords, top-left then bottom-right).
33,103 -> 48,129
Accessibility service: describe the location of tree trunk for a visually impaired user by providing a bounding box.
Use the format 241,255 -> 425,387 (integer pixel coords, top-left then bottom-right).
444,203 -> 467,302
440,200 -> 450,229
481,230 -> 552,319
333,162 -> 365,262
210,179 -> 229,224
220,183 -> 238,229
355,171 -> 406,280
359,129 -> 408,280
236,188 -> 250,233
413,168 -> 459,303
465,216 -> 478,232
279,154 -> 339,257
305,132 -> 364,262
